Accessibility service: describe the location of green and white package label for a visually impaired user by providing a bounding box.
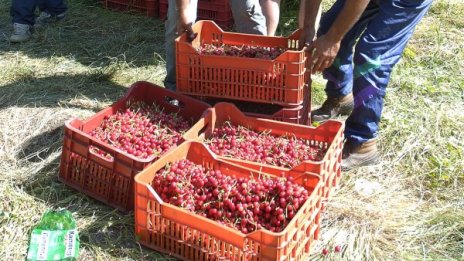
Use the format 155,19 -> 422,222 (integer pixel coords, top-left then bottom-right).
27,229 -> 79,260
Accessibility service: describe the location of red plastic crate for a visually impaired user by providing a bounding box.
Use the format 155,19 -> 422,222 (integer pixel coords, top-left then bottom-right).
159,0 -> 233,29
102,0 -> 158,17
185,102 -> 344,202
58,81 -> 211,212
159,0 -> 167,19
176,21 -> 309,106
245,104 -> 309,125
197,0 -> 233,29
134,141 -> 323,260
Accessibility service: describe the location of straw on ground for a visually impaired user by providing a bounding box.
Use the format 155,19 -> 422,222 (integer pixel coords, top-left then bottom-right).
0,0 -> 462,260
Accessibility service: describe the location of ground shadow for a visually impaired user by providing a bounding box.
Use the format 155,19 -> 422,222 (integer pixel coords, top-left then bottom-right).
10,71 -> 177,259
18,126 -> 63,163
20,152 -> 178,260
8,73 -> 130,163
11,72 -> 128,211
0,0 -> 166,68
0,73 -> 128,109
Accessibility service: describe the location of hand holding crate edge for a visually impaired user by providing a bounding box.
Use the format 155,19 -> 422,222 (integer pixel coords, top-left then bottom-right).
134,141 -> 323,260
175,20 -> 310,106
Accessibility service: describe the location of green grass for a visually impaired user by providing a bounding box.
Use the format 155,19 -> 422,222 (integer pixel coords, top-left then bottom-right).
0,0 -> 463,260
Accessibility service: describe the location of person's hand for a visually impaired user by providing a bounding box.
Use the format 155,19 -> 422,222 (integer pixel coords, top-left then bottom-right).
308,34 -> 341,73
299,28 -> 316,75
177,12 -> 197,42
299,28 -> 316,50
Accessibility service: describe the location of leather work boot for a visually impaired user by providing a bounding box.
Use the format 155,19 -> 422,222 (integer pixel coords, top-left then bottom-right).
342,138 -> 379,171
311,93 -> 354,122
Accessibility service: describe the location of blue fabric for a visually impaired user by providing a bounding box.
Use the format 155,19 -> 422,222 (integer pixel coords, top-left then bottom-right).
318,0 -> 432,144
164,0 -> 266,91
11,0 -> 67,25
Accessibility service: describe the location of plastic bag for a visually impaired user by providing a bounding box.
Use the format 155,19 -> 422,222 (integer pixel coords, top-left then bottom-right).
27,210 -> 79,261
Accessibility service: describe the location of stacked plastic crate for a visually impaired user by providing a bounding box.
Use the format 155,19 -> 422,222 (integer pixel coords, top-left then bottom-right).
159,0 -> 234,29
175,20 -> 312,125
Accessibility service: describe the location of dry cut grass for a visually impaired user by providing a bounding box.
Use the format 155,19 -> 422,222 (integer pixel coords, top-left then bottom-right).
0,0 -> 463,260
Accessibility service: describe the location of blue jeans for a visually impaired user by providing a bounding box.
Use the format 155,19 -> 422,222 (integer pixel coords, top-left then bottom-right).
11,0 -> 67,25
164,0 -> 267,91
318,0 -> 432,144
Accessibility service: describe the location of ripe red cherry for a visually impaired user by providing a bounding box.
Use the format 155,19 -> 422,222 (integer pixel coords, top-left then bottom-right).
153,159 -> 309,234
89,102 -> 190,159
205,122 -> 327,169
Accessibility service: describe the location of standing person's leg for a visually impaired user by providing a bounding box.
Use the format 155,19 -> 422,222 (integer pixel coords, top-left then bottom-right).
164,0 -> 198,91
311,0 -> 380,122
229,0 -> 267,35
10,0 -> 37,42
35,0 -> 67,26
260,0 -> 280,36
342,0 -> 433,169
11,0 -> 37,26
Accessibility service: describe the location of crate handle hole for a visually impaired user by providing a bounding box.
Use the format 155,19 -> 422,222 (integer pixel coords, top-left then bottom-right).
89,145 -> 114,162
164,96 -> 185,109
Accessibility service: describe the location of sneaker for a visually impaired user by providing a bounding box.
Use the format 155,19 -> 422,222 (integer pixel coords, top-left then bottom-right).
311,93 -> 354,122
341,138 -> 379,171
35,11 -> 66,28
9,23 -> 32,43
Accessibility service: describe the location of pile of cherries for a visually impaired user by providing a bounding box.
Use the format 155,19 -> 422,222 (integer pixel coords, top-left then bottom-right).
206,122 -> 328,169
88,101 -> 190,159
198,44 -> 284,60
153,159 -> 310,234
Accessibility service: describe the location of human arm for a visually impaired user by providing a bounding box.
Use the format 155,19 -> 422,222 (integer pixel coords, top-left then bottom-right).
309,0 -> 370,72
299,0 -> 323,45
260,0 -> 281,36
298,1 -> 305,28
176,0 -> 196,41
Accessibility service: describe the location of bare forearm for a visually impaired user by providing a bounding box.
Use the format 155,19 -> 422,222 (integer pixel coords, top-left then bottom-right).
302,0 -> 322,31
325,0 -> 370,42
307,0 -> 370,72
176,0 -> 190,18
175,0 -> 196,40
298,1 -> 305,28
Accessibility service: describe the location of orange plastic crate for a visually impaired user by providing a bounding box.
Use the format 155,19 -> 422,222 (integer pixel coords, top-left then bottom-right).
102,0 -> 158,16
185,102 -> 344,202
245,104 -> 309,125
134,141 -> 323,260
58,81 -> 211,212
193,96 -> 311,125
176,21 -> 309,106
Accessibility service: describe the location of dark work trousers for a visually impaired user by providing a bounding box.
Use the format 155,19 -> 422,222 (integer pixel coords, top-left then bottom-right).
11,0 -> 67,25
318,0 -> 432,144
